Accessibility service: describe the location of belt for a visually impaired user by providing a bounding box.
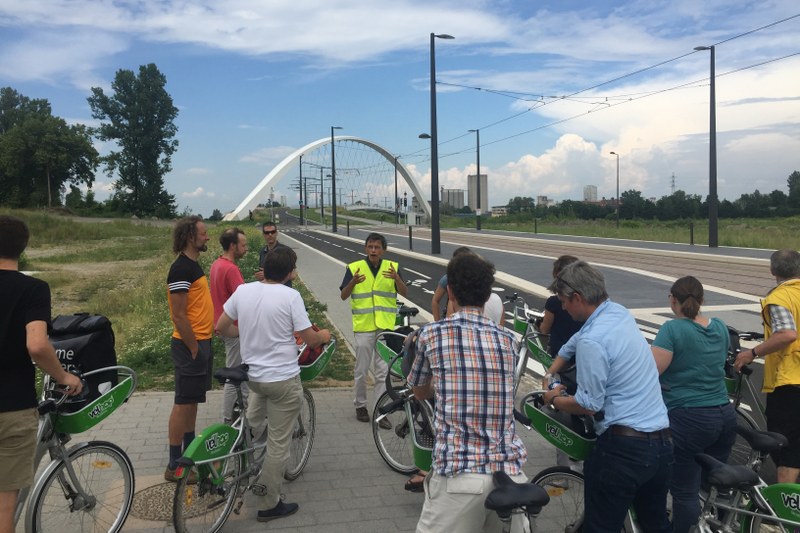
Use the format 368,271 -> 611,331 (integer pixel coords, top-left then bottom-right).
610,425 -> 671,439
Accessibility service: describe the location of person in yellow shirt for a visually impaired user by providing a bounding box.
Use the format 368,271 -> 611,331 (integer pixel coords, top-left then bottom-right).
736,249 -> 800,484
340,233 -> 408,423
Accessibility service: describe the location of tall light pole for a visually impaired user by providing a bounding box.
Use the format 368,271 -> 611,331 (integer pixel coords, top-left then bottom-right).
320,168 -> 325,227
610,151 -> 620,228
394,155 -> 401,225
330,126 -> 343,233
298,154 -> 304,225
468,128 -> 482,231
695,45 -> 718,247
429,32 -> 454,254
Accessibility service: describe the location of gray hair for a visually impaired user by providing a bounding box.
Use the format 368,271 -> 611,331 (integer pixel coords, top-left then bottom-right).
770,249 -> 800,280
548,260 -> 608,305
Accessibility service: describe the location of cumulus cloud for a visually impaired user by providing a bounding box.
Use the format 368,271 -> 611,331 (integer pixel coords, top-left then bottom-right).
182,187 -> 216,198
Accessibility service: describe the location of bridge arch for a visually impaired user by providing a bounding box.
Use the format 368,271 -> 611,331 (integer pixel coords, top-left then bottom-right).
223,136 -> 431,221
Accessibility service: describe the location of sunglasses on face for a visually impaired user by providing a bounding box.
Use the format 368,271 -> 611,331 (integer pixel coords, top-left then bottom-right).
263,230 -> 277,235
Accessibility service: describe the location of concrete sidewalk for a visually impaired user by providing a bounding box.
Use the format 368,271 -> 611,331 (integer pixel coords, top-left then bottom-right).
28,230 -> 556,533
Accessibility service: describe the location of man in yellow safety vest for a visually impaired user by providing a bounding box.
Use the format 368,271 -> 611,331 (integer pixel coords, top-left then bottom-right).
340,233 -> 408,423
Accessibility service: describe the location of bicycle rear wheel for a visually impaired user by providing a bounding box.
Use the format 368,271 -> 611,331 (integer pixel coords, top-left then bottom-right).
28,441 -> 134,533
285,387 -> 315,480
372,390 -> 416,474
531,466 -> 585,533
173,452 -> 243,533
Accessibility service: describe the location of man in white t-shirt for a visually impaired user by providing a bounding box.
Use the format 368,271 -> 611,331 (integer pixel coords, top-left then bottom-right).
216,247 -> 330,523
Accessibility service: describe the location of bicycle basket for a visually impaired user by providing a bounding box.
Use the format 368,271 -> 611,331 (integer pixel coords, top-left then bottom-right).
300,339 -> 337,382
376,332 -> 407,376
513,304 -> 527,335
407,399 -> 434,472
53,366 -> 136,434
523,395 -> 596,461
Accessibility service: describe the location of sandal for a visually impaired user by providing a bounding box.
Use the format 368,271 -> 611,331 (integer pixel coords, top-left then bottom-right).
404,472 -> 426,493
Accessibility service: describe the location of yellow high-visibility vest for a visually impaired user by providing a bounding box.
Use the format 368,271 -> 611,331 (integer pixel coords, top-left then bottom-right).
348,259 -> 398,332
761,279 -> 800,392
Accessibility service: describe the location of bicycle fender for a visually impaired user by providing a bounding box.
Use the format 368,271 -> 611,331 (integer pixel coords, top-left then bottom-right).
180,423 -> 239,466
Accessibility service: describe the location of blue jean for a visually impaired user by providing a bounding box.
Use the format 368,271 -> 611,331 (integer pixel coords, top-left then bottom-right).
668,403 -> 736,533
584,430 -> 673,533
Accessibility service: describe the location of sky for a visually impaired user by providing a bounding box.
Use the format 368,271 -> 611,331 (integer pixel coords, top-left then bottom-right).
1,0 -> 798,217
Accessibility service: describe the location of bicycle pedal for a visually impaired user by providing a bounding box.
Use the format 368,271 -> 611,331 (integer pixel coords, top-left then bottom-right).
252,483 -> 268,496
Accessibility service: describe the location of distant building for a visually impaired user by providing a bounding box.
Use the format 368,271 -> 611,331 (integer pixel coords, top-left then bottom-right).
280,194 -> 287,206
467,174 -> 489,213
583,185 -> 598,202
537,195 -> 556,208
442,188 -> 465,210
491,206 -> 508,217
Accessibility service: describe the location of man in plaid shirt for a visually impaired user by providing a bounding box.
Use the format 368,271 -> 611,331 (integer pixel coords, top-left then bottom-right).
408,253 -> 528,533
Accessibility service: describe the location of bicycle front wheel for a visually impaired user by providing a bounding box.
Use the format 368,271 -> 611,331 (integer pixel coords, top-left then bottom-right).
372,390 -> 416,474
173,452 -> 243,533
285,387 -> 315,480
531,466 -> 585,533
29,441 -> 134,533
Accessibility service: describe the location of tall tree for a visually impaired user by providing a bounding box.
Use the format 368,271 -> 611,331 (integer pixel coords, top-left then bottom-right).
88,64 -> 179,217
787,170 -> 800,209
0,89 -> 97,208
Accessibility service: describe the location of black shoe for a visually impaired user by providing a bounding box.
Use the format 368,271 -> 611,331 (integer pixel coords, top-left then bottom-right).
355,407 -> 370,422
257,501 -> 299,522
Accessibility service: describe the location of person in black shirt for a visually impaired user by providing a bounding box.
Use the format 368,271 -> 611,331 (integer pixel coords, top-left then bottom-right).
0,215 -> 82,533
255,222 -> 292,287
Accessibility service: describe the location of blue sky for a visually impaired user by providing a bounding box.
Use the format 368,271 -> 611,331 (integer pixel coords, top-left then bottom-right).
1,0 -> 798,217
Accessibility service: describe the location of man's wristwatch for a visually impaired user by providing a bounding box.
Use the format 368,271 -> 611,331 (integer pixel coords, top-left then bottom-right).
751,346 -> 758,358
549,390 -> 569,410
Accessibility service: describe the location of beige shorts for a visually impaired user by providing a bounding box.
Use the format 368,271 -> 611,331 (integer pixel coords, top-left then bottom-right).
0,408 -> 38,492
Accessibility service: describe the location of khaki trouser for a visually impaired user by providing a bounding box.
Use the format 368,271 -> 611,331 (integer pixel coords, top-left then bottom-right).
417,472 -> 530,533
247,375 -> 303,509
353,330 -> 388,409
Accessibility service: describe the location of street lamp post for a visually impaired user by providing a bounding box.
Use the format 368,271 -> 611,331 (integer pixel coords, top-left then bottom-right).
610,151 -> 620,228
694,45 -> 718,247
428,32 -> 454,254
320,168 -> 325,227
330,126 -> 343,233
394,155 -> 400,225
468,128 -> 482,231
298,154 -> 304,225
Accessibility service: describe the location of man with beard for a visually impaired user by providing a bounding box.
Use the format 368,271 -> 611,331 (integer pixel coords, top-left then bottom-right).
164,216 -> 213,482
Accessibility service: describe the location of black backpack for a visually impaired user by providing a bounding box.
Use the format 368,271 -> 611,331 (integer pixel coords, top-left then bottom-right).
50,313 -> 118,412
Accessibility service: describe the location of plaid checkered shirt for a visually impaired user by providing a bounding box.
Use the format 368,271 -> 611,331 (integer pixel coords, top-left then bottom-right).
408,307 -> 527,476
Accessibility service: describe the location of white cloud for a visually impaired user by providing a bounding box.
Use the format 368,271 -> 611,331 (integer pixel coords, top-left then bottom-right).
240,146 -> 297,165
186,167 -> 212,176
182,187 -> 216,198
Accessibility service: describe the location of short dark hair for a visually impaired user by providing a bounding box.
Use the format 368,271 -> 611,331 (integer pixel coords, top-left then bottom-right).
172,216 -> 203,254
219,227 -> 244,251
447,254 -> 494,307
364,233 -> 387,249
263,247 -> 297,281
262,221 -> 278,232
771,249 -> 800,280
552,255 -> 580,278
0,215 -> 30,259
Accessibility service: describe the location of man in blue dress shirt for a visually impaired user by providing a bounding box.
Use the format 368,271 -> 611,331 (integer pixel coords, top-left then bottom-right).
543,260 -> 672,533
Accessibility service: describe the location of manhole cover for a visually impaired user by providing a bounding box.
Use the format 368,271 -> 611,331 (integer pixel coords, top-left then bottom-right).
130,482 -> 177,521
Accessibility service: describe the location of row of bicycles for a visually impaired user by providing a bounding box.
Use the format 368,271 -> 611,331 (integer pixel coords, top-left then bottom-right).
371,296 -> 800,532
14,337 -> 336,533
16,295 -> 800,532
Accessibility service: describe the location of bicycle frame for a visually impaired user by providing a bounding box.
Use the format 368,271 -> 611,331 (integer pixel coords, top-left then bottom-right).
14,365 -> 137,529
699,480 -> 800,531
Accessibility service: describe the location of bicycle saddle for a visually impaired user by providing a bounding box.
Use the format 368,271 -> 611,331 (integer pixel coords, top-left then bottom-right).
214,365 -> 250,385
736,425 -> 788,453
398,305 -> 419,317
484,471 -> 550,519
694,453 -> 760,491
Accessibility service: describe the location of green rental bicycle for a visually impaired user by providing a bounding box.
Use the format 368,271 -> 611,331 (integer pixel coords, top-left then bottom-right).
13,366 -> 137,533
172,339 -> 336,533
